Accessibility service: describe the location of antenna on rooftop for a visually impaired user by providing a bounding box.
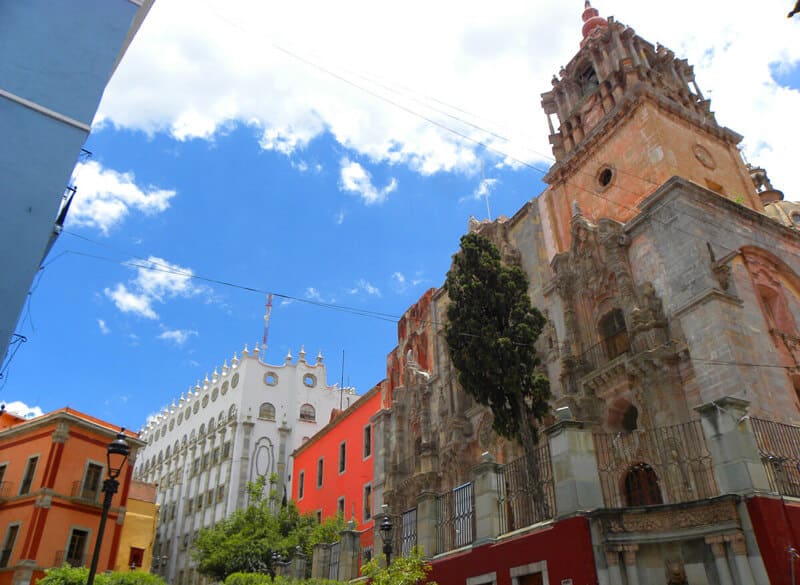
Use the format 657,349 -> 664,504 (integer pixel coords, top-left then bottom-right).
340,350 -> 345,410
262,293 -> 273,357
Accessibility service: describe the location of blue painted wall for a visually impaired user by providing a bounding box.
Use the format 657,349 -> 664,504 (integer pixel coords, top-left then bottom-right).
0,0 -> 149,365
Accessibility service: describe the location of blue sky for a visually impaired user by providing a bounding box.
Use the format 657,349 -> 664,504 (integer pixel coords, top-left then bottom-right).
3,1 -> 799,430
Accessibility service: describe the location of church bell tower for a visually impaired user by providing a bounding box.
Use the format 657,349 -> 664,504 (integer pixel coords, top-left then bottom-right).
540,3 -> 761,252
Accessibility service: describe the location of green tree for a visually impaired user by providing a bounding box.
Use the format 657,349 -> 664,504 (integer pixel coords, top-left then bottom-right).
443,232 -> 551,506
361,548 -> 436,585
37,567 -> 166,585
192,477 -> 317,581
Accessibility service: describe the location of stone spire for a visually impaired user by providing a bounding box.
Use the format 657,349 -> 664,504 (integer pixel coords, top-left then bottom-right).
581,1 -> 608,46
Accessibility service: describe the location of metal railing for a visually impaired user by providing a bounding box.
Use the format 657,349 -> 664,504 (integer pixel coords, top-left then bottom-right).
71,480 -> 100,503
751,417 -> 800,497
54,550 -> 85,567
498,446 -> 555,532
435,483 -> 474,554
578,333 -> 630,373
593,420 -> 718,508
0,481 -> 15,498
328,542 -> 340,580
399,508 -> 417,557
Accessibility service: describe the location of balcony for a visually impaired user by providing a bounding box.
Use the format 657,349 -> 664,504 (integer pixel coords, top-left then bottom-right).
71,480 -> 100,504
751,417 -> 800,497
54,550 -> 85,568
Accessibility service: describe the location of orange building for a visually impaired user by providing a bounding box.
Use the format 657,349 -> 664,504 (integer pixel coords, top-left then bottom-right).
0,406 -> 145,585
293,383 -> 382,544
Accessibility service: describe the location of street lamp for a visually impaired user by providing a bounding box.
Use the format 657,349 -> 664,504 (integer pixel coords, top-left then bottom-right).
379,513 -> 394,565
87,430 -> 130,585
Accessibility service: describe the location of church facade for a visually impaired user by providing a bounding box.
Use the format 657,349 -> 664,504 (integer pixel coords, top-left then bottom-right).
361,4 -> 800,585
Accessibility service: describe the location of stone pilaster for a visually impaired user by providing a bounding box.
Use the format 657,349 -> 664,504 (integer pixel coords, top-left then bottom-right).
290,548 -> 307,579
706,536 -> 734,585
695,396 -> 770,495
545,420 -> 604,516
470,454 -> 502,545
337,526 -> 361,581
728,532 -> 757,585
604,549 -> 624,585
311,543 -> 331,580
415,491 -> 437,557
622,545 -> 640,585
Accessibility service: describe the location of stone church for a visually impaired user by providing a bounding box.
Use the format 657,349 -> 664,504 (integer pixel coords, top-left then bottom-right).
367,3 -> 800,584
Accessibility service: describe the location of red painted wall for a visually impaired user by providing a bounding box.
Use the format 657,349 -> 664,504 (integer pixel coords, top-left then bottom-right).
747,495 -> 800,585
293,384 -> 382,533
428,517 -> 597,585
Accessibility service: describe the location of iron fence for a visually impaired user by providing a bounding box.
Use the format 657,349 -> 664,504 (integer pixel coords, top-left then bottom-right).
328,542 -> 340,581
54,550 -> 85,568
751,417 -> 800,497
435,483 -> 474,554
400,508 -> 417,557
498,445 -> 555,532
593,420 -> 718,508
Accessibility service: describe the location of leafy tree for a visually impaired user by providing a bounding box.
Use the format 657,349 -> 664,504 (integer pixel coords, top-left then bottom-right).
309,514 -> 347,549
443,232 -> 551,507
224,574 -> 339,585
192,477 -> 317,581
361,548 -> 436,585
38,567 -> 166,585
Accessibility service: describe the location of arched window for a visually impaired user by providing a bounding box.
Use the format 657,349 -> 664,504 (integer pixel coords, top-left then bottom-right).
578,64 -> 599,96
259,402 -> 276,421
624,463 -> 663,506
599,308 -> 629,360
299,404 -> 316,422
622,405 -> 639,432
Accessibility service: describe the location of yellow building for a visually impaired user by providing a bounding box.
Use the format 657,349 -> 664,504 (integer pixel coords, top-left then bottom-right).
114,480 -> 158,573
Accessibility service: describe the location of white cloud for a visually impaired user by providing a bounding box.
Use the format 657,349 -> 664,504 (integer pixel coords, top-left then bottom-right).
105,256 -> 205,319
98,1 -> 800,196
3,400 -> 43,419
474,178 -> 498,200
104,283 -> 158,319
392,271 -> 407,292
68,161 -> 176,234
348,279 -> 381,297
158,328 -> 199,345
335,210 -> 345,225
305,287 -> 323,301
97,319 -> 111,334
339,159 -> 398,205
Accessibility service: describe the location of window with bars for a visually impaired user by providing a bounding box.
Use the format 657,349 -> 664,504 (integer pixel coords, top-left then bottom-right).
66,529 -> 89,567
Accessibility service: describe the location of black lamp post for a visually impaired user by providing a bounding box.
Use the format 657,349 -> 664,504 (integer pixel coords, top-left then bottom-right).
87,430 -> 130,585
379,513 -> 394,565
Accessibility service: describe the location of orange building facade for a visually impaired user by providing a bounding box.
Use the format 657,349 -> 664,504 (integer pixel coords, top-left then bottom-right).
293,384 -> 382,546
0,407 -> 145,585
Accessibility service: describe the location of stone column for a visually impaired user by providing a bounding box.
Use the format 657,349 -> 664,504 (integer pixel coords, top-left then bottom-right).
416,491 -> 437,557
622,545 -> 640,585
729,532 -> 757,585
290,548 -> 307,580
311,543 -> 331,580
695,397 -> 770,495
706,536 -> 734,585
471,454 -> 502,545
546,421 -> 604,517
337,525 -> 361,581
604,549 -> 624,585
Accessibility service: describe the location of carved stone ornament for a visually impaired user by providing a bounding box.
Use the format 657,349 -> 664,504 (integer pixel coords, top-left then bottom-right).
472,216 -> 522,267
693,144 -> 716,170
604,498 -> 738,534
665,560 -> 689,585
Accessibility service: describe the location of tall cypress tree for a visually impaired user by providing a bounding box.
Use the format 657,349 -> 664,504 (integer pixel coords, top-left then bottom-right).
444,232 -> 551,512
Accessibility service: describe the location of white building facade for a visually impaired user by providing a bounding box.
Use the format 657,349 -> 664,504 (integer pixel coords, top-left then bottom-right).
134,344 -> 353,584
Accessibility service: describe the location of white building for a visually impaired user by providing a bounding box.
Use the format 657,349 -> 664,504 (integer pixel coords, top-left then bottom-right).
134,343 -> 354,584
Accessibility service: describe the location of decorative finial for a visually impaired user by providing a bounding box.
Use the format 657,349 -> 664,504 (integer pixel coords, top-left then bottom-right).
179,393 -> 185,404
203,374 -> 209,387
195,380 -> 201,394
212,367 -> 219,382
581,0 -> 608,45
222,360 -> 229,374
253,343 -> 260,356
232,352 -> 239,366
299,345 -> 306,363
285,349 -> 293,364
316,350 -> 324,364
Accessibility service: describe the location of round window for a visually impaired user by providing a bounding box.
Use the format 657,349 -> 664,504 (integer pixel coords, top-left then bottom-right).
185,408 -> 191,420
169,419 -> 175,431
232,373 -> 239,388
221,381 -> 229,395
264,372 -> 278,386
177,413 -> 183,425
303,374 -> 317,388
202,395 -> 209,408
596,166 -> 614,189
193,402 -> 200,414
212,388 -> 219,401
